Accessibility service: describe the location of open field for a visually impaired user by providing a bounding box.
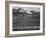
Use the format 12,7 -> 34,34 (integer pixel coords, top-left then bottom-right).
13,14 -> 40,31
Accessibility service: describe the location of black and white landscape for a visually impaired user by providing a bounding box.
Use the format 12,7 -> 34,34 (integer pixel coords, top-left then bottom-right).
12,7 -> 40,31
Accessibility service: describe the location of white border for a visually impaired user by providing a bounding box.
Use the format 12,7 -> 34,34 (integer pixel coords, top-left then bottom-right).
9,4 -> 43,34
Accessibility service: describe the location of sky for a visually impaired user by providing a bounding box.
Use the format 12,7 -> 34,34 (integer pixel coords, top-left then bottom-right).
13,6 -> 40,14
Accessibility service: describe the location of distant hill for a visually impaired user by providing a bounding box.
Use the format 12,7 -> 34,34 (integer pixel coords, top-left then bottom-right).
13,8 -> 40,18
